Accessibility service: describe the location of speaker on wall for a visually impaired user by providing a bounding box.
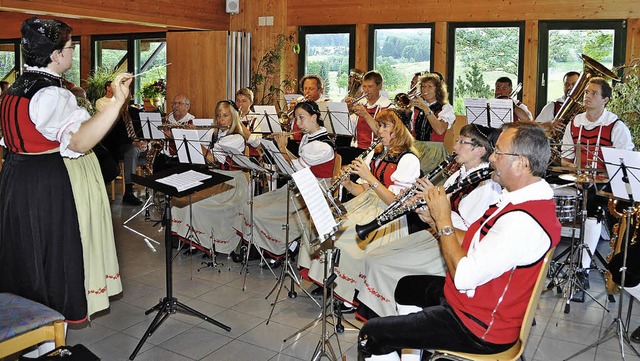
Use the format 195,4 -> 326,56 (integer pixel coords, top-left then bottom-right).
226,0 -> 239,14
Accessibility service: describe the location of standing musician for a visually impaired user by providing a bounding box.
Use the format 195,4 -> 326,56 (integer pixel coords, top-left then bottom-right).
536,71 -> 580,128
358,122 -> 561,361
301,109 -> 420,311
242,101 -> 335,265
171,100 -> 249,257
494,77 -> 533,122
355,124 -> 502,321
349,70 -> 394,153
560,77 -> 634,302
408,73 -> 456,142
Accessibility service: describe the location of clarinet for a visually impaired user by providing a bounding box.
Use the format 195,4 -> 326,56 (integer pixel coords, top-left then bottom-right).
327,138 -> 382,195
355,167 -> 492,240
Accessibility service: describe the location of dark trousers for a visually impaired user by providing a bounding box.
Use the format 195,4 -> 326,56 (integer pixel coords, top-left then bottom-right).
358,275 -> 513,359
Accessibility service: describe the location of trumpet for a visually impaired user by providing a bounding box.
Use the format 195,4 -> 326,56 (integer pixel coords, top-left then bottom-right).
263,131 -> 303,140
328,137 -> 382,195
347,93 -> 368,114
355,167 -> 492,240
393,90 -> 422,109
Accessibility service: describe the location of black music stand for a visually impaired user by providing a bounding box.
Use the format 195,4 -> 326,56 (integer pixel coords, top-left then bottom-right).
128,165 -> 232,360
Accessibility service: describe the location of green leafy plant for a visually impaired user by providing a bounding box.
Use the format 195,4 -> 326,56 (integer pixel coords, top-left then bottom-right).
137,78 -> 166,100
608,59 -> 640,147
250,33 -> 297,109
85,66 -> 119,105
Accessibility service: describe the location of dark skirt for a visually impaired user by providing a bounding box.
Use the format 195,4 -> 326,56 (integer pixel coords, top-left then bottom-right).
0,151 -> 87,321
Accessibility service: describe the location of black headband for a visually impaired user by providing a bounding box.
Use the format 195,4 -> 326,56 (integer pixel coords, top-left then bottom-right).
217,99 -> 240,113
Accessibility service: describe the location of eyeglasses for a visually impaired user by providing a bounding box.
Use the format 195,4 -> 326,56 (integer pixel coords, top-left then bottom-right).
455,138 -> 477,147
171,101 -> 188,106
62,45 -> 76,51
493,149 -> 523,157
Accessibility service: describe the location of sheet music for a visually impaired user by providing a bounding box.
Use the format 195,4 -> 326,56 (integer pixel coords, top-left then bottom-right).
156,170 -> 212,192
291,167 -> 337,239
323,102 -> 352,135
172,129 -> 207,165
602,147 -> 640,201
488,98 -> 514,127
220,144 -> 269,173
250,106 -> 283,133
260,139 -> 296,175
192,118 -> 214,126
464,98 -> 489,127
139,112 -> 165,140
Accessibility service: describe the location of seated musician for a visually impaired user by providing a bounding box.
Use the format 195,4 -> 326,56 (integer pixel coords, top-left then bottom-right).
170,100 -> 249,257
560,77 -> 634,302
535,71 -> 580,131
358,122 -> 561,361
494,77 -> 533,122
287,74 -> 329,153
154,94 -> 195,172
242,100 -> 335,265
408,73 -> 456,142
235,88 -> 263,158
300,109 -> 420,311
355,124 -> 502,321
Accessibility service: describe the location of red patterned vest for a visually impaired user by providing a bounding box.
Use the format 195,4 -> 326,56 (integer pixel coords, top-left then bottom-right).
570,120 -> 618,169
412,102 -> 445,142
355,106 -> 381,149
370,151 -> 415,187
305,132 -> 336,178
444,198 -> 561,344
0,71 -> 63,153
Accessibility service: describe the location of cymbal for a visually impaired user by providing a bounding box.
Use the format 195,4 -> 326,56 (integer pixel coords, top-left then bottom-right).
548,165 -> 607,174
575,173 -> 609,184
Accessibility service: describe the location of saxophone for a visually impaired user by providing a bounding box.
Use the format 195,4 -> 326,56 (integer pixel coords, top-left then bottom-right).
605,199 -> 640,294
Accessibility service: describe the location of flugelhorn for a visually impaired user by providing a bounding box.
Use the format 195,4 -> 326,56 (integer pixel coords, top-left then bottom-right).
394,83 -> 422,109
328,137 -> 382,195
347,93 -> 368,114
355,167 -> 492,240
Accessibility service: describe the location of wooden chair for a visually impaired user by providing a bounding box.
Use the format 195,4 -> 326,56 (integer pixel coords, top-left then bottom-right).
331,153 -> 343,197
428,248 -> 554,361
0,293 -> 65,358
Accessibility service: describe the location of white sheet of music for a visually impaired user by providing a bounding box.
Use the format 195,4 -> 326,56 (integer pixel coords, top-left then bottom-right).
602,147 -> 640,201
488,98 -> 514,126
260,139 -> 296,175
192,118 -> 214,126
324,102 -> 352,135
291,167 -> 337,238
172,129 -> 206,165
139,112 -> 164,140
220,144 -> 267,173
156,170 -> 211,192
250,106 -> 283,133
464,98 -> 489,127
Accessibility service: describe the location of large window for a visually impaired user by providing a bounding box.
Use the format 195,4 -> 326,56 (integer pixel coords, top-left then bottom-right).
93,33 -> 166,104
298,26 -> 355,101
536,21 -> 626,114
369,24 -> 434,99
0,40 -> 19,83
448,22 -> 525,114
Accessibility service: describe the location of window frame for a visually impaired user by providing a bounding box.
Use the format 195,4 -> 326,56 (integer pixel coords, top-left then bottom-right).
297,25 -> 356,91
446,21 -> 526,106
367,23 -> 435,72
0,38 -> 20,81
535,20 -> 626,115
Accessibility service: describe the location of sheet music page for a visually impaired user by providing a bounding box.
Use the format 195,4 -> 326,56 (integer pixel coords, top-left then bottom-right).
602,147 -> 640,201
219,144 -> 267,172
284,93 -> 302,103
251,106 -> 282,133
291,167 -> 337,238
488,98 -> 514,127
156,170 -> 211,192
192,118 -> 214,126
260,139 -> 296,175
325,102 -> 352,135
464,98 -> 489,127
172,129 -> 206,165
139,112 -> 164,140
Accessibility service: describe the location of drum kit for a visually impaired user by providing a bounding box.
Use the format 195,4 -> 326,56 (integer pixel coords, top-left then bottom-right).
546,164 -> 612,314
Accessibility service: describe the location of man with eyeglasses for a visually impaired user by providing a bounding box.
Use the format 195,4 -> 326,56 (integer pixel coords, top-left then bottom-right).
355,124 -> 502,327
154,94 -> 195,173
560,77 -> 633,303
358,122 -> 561,361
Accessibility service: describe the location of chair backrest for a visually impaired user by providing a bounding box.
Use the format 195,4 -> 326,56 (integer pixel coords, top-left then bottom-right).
331,153 -> 342,196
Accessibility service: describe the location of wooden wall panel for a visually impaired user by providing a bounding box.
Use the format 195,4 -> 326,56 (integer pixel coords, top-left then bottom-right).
433,22 -> 447,79
522,20 -> 539,116
0,0 -> 229,31
627,18 -> 640,63
166,31 -> 228,119
287,0 -> 639,25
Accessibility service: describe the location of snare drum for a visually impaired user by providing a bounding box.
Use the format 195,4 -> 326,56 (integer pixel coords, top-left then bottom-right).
553,186 -> 578,223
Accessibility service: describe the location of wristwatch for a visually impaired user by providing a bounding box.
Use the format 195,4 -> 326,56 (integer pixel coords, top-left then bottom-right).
437,225 -> 455,237
426,110 -> 434,116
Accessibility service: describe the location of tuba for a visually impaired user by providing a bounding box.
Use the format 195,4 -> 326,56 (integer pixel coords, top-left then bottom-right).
347,70 -> 364,98
548,54 -> 619,162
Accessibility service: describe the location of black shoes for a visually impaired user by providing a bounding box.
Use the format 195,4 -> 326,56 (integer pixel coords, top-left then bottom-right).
337,301 -> 356,314
631,326 -> 640,343
122,192 -> 143,206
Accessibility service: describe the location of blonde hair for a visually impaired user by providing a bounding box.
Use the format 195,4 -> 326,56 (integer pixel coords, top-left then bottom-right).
214,100 -> 244,139
375,109 -> 418,157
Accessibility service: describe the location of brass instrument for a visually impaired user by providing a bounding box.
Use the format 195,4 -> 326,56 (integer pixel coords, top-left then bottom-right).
347,93 -> 368,114
263,131 -> 303,140
549,54 -> 619,162
327,138 -> 382,195
393,83 -> 422,109
605,199 -> 640,294
348,70 -> 364,98
355,167 -> 492,241
145,140 -> 164,174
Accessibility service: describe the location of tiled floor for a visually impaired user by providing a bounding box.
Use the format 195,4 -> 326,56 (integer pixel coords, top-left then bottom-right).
24,193 -> 640,360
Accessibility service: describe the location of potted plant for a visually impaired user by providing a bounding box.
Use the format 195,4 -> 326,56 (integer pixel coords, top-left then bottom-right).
85,66 -> 118,106
608,59 -> 640,147
138,78 -> 166,111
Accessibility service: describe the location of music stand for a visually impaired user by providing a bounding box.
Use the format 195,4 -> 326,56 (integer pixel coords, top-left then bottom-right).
128,165 -> 232,360
318,102 -> 352,137
464,97 -> 513,128
565,149 -> 640,360
139,112 -> 165,142
250,106 -> 283,134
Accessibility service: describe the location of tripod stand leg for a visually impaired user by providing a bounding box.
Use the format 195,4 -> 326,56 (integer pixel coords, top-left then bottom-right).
130,300 -> 170,360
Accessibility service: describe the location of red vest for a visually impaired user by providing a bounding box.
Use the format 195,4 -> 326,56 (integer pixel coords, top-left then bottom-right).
370,151 -> 413,188
1,71 -> 63,153
355,106 -> 379,149
304,132 -> 336,178
444,199 -> 561,344
570,121 -> 617,169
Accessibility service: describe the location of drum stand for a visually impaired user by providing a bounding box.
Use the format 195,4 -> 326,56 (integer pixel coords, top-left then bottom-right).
265,180 -> 320,324
282,235 -> 345,361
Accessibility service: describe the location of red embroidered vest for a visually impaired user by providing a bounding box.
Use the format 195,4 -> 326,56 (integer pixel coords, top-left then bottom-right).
570,121 -> 617,169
